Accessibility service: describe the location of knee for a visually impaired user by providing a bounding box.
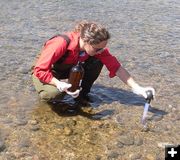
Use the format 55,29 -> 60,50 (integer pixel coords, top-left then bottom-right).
39,90 -> 64,102
84,57 -> 103,71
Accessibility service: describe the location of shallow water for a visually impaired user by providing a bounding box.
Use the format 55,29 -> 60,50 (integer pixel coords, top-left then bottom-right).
0,0 -> 180,159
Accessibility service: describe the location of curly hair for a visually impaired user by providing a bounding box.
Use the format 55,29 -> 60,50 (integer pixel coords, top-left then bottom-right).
73,21 -> 110,45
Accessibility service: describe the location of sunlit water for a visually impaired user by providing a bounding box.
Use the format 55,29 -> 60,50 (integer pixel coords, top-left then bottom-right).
0,0 -> 179,159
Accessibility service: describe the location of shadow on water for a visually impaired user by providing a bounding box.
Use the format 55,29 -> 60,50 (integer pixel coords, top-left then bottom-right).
50,103 -> 114,120
49,84 -> 167,119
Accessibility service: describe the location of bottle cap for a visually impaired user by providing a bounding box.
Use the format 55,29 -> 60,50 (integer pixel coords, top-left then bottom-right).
146,90 -> 153,103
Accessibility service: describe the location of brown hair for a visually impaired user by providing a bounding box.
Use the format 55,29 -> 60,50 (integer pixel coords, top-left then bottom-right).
74,21 -> 110,45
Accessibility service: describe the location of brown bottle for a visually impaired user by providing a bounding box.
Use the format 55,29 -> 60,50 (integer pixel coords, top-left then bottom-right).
68,61 -> 84,92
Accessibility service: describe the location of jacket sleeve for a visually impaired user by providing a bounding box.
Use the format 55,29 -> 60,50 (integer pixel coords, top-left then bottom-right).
33,37 -> 67,83
95,49 -> 121,78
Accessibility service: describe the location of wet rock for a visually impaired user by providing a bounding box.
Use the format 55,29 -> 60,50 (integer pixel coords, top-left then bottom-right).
0,128 -> 10,140
96,155 -> 101,160
3,153 -> 16,160
118,135 -> 134,145
145,154 -> 157,160
28,120 -> 38,125
29,86 -> 36,92
18,137 -> 31,148
107,152 -> 119,160
54,123 -> 64,129
171,107 -> 177,112
157,142 -> 173,148
65,119 -> 77,127
151,126 -> 164,133
174,114 -> 180,121
134,137 -> 143,146
15,119 -> 28,126
116,141 -> 124,148
0,62 -> 5,67
141,125 -> 150,132
2,118 -> 13,124
152,115 -> 163,121
64,127 -> 73,136
17,67 -> 29,74
0,140 -> 6,152
115,116 -> 124,125
30,125 -> 40,131
162,124 -> 172,131
129,153 -> 142,160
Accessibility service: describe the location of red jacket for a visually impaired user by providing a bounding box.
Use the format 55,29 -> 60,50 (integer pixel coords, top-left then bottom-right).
33,32 -> 121,83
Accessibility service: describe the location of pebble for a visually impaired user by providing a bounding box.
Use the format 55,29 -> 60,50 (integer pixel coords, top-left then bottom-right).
118,135 -> 134,145
145,154 -> 157,160
152,115 -> 163,121
17,67 -> 29,74
65,119 -> 77,127
141,125 -> 150,132
30,125 -> 40,131
96,155 -> 101,160
129,153 -> 142,160
3,152 -> 16,160
15,119 -> 28,126
18,138 -> 31,148
64,127 -> 73,136
107,152 -> 119,160
0,140 -> 5,152
54,123 -> 64,129
134,137 -> 143,146
157,142 -> 173,148
28,120 -> 38,125
116,141 -> 124,148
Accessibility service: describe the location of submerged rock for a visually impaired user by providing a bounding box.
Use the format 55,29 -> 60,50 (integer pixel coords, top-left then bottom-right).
0,140 -> 6,152
118,135 -> 134,146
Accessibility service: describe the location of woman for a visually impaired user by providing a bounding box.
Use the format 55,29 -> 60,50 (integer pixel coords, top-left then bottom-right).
32,21 -> 155,103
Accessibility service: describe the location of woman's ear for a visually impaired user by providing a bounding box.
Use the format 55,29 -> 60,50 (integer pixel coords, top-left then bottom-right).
79,38 -> 85,50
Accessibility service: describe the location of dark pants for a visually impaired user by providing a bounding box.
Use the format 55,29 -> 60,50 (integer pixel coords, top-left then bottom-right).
32,57 -> 103,102
80,57 -> 103,97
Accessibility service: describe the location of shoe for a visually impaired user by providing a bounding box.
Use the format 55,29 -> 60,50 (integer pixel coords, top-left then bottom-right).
74,95 -> 93,107
74,94 -> 94,102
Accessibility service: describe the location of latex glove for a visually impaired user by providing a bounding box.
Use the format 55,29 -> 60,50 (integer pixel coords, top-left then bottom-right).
66,89 -> 80,98
56,81 -> 72,92
132,85 -> 155,99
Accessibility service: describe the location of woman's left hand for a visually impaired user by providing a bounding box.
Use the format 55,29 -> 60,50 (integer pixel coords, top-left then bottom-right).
132,85 -> 155,99
66,89 -> 81,98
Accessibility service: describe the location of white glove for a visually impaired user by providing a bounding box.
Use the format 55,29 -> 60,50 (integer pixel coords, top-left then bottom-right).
56,81 -> 80,98
56,81 -> 72,92
66,89 -> 80,98
132,85 -> 155,99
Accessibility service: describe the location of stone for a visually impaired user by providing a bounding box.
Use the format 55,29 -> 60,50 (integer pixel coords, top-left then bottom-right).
129,153 -> 142,160
134,137 -> 143,146
28,120 -> 38,125
145,154 -> 157,160
152,115 -> 163,121
117,141 -> 124,148
118,135 -> 134,145
64,127 -> 73,136
108,152 -> 119,160
16,119 -> 28,126
0,140 -> 5,152
30,125 -> 40,131
18,138 -> 31,148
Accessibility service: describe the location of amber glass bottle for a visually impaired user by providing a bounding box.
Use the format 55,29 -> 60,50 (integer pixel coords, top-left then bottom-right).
68,61 -> 84,92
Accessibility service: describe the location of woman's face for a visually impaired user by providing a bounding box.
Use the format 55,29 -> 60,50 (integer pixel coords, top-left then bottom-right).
83,40 -> 108,56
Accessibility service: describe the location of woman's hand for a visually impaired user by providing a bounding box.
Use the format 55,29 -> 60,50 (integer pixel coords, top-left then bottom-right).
56,81 -> 72,92
66,89 -> 81,98
56,81 -> 80,98
132,85 -> 155,99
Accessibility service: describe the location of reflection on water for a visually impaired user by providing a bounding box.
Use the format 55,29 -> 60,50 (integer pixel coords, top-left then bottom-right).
0,0 -> 179,159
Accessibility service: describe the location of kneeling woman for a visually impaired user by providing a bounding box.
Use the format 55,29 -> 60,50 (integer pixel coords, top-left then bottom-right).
32,21 -> 155,103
